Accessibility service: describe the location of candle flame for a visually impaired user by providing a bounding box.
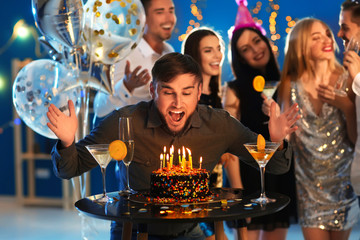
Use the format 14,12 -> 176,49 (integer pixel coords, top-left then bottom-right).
166,153 -> 169,161
170,145 -> 174,154
163,146 -> 166,153
160,154 -> 163,160
186,148 -> 191,155
200,156 -> 202,164
178,148 -> 181,154
182,146 -> 186,156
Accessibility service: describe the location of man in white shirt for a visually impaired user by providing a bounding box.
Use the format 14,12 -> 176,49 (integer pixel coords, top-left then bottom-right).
338,0 -> 360,195
93,0 -> 176,118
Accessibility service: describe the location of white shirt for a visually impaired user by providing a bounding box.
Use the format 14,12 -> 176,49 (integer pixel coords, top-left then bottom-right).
93,38 -> 174,117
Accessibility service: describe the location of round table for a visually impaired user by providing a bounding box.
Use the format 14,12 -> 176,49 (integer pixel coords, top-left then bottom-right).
75,188 -> 290,240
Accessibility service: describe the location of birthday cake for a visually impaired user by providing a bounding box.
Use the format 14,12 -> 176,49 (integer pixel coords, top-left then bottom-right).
150,166 -> 210,203
149,147 -> 211,203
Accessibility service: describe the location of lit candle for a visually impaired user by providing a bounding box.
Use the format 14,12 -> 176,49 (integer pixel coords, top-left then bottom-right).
186,148 -> 192,169
166,153 -> 169,169
182,146 -> 186,170
163,146 -> 166,169
170,145 -> 174,168
178,148 -> 181,166
199,156 -> 202,169
160,154 -> 163,169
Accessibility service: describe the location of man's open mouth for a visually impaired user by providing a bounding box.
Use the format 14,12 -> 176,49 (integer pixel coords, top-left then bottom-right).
169,111 -> 185,122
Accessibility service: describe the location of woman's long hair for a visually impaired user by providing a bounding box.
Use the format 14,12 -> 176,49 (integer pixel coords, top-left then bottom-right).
278,18 -> 343,103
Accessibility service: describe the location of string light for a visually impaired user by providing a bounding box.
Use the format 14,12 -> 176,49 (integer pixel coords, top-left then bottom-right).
0,19 -> 45,58
0,76 -> 5,91
178,0 -> 204,42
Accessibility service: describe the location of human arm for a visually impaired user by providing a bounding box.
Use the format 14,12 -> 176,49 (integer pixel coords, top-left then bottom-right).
222,84 -> 241,120
49,105 -> 121,179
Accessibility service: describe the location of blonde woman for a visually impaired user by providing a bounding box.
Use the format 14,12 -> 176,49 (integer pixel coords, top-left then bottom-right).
277,18 -> 359,240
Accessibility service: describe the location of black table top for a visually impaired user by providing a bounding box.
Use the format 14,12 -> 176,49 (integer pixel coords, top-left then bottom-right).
75,188 -> 290,224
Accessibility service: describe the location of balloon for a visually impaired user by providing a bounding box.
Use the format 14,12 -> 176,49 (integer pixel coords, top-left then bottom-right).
31,0 -> 84,49
83,0 -> 145,65
38,36 -> 64,62
12,59 -> 81,139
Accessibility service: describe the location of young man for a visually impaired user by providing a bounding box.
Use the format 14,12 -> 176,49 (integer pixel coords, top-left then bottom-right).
47,53 -> 299,239
93,0 -> 177,118
339,0 -> 360,195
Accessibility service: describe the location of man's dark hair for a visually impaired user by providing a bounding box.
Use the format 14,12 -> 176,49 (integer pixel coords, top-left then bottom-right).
152,53 -> 202,86
342,0 -> 360,25
140,0 -> 151,13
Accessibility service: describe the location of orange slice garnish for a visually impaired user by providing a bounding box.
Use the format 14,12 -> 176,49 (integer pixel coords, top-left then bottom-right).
257,134 -> 266,151
109,140 -> 127,161
253,75 -> 265,92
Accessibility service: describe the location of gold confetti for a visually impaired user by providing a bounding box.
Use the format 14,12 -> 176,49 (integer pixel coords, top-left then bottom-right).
106,13 -> 112,19
131,43 -> 137,50
136,19 -> 140,25
95,11 -> 101,17
97,42 -> 103,47
120,2 -> 126,7
129,28 -> 137,36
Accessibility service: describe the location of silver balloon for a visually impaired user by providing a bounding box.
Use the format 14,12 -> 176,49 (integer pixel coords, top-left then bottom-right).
32,0 -> 84,49
38,36 -> 63,62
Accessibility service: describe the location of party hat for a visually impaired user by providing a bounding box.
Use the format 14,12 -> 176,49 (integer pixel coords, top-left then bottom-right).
233,0 -> 266,35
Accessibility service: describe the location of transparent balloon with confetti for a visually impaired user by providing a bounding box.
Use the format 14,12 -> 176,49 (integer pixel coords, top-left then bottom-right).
12,59 -> 81,139
83,0 -> 146,65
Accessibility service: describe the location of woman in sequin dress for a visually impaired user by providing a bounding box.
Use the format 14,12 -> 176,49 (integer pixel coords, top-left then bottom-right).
277,18 -> 360,240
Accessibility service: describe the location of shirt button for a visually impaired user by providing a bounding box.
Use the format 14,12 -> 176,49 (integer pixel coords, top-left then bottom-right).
125,94 -> 129,98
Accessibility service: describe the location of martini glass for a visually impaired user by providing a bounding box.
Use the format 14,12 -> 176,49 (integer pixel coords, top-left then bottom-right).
119,117 -> 136,196
85,144 -> 113,202
263,81 -> 279,99
262,81 -> 279,124
244,141 -> 281,204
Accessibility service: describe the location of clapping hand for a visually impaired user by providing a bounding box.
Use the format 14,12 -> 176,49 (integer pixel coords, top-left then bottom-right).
123,60 -> 151,93
47,100 -> 78,148
268,102 -> 300,143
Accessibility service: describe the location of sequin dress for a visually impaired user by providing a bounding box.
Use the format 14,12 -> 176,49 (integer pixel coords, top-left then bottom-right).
290,81 -> 360,230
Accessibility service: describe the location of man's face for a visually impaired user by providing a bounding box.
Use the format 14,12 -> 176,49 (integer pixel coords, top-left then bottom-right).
150,74 -> 202,134
145,0 -> 177,42
338,9 -> 360,48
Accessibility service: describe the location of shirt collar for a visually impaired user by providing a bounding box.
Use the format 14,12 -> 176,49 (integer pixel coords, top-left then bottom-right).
147,101 -> 202,130
138,38 -> 174,58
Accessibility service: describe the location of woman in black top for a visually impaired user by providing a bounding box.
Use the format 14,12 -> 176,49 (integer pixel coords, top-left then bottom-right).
223,27 -> 297,240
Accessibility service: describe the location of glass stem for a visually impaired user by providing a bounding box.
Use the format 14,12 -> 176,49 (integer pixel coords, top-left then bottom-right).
101,167 -> 107,197
126,165 -> 130,190
259,165 -> 266,198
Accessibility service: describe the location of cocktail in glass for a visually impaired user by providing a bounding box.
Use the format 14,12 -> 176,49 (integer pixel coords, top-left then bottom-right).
244,141 -> 281,204
85,144 -> 113,202
263,81 -> 279,99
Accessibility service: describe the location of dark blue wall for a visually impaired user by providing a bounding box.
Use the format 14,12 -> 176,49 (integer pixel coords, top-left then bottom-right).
0,0 -> 344,196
